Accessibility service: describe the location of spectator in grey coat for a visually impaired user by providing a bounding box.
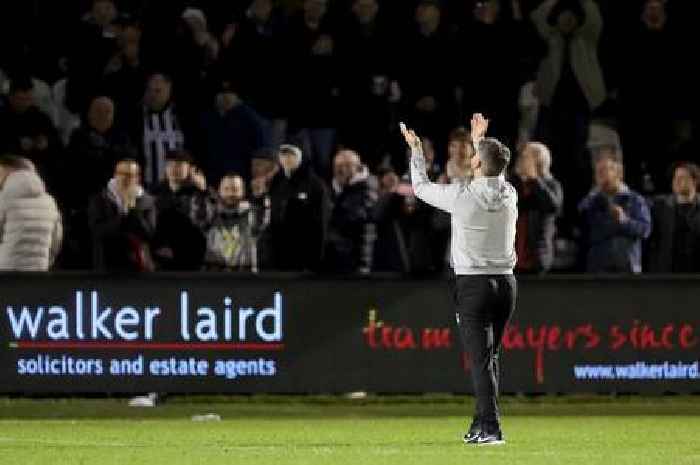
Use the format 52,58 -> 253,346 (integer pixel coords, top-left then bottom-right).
511,142 -> 563,273
648,162 -> 700,272
0,155 -> 62,271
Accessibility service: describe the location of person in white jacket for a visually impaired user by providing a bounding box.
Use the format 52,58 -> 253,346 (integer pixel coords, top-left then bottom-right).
400,114 -> 517,446
0,155 -> 63,271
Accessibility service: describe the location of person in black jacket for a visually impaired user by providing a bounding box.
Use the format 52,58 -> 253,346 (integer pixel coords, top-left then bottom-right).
284,0 -> 341,179
197,79 -> 270,185
63,96 -> 136,269
373,168 -> 446,274
88,158 -> 156,271
648,162 -> 700,272
219,0 -> 287,144
149,150 -> 207,270
0,76 -> 64,202
68,96 -> 137,204
397,0 -> 455,147
324,149 -> 375,273
511,142 -> 563,273
268,143 -> 330,271
335,0 -> 398,167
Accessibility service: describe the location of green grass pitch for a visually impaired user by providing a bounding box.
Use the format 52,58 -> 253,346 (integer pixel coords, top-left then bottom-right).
1,396 -> 699,465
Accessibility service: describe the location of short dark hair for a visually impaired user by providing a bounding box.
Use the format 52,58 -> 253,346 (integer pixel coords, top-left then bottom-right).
671,161 -> 700,187
252,147 -> 276,161
448,126 -> 471,143
219,172 -> 244,190
547,0 -> 585,26
0,154 -> 35,171
9,75 -> 33,94
418,0 -> 442,9
147,72 -> 173,84
221,171 -> 242,180
114,157 -> 141,169
594,145 -> 623,165
165,149 -> 193,163
477,138 -> 511,176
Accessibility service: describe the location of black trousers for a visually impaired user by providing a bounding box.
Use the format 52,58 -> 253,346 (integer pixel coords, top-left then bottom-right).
450,272 -> 517,431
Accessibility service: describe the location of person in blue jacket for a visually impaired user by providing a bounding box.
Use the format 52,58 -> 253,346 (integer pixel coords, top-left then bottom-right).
578,147 -> 651,273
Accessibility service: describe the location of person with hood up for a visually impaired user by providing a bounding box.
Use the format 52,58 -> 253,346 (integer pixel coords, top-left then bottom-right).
401,114 -> 517,446
0,155 -> 62,271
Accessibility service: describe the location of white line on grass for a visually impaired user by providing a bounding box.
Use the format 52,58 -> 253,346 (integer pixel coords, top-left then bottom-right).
0,437 -> 147,448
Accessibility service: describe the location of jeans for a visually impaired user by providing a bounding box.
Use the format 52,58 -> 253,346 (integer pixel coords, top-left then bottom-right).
451,273 -> 517,432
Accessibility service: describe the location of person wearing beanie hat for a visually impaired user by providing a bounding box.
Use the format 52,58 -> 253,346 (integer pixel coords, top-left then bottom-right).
267,143 -> 331,271
181,7 -> 219,60
278,144 -> 303,178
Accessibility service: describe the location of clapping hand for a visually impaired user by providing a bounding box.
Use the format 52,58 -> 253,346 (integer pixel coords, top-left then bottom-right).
610,204 -> 627,224
399,122 -> 422,152
470,113 -> 489,146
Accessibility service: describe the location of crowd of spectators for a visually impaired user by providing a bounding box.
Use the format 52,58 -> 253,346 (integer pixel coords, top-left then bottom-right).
0,0 -> 698,274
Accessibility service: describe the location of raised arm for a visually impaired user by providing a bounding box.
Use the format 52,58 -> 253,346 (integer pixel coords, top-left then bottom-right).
531,0 -> 558,40
578,0 -> 603,43
470,113 -> 489,151
400,122 -> 460,214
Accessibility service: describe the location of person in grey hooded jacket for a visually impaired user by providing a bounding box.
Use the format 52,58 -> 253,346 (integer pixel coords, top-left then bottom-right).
0,155 -> 63,271
401,114 -> 517,446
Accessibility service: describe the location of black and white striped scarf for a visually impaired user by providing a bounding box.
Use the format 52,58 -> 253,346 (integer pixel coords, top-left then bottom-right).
142,103 -> 184,187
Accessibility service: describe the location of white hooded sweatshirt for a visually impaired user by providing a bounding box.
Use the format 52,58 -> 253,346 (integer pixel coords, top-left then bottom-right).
410,147 -> 517,275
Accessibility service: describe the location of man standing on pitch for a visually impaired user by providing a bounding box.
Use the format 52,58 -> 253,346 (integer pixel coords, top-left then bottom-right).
400,115 -> 517,445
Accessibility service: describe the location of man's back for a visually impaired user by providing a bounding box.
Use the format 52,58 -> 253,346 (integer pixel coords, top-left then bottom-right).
449,176 -> 518,275
400,117 -> 518,444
